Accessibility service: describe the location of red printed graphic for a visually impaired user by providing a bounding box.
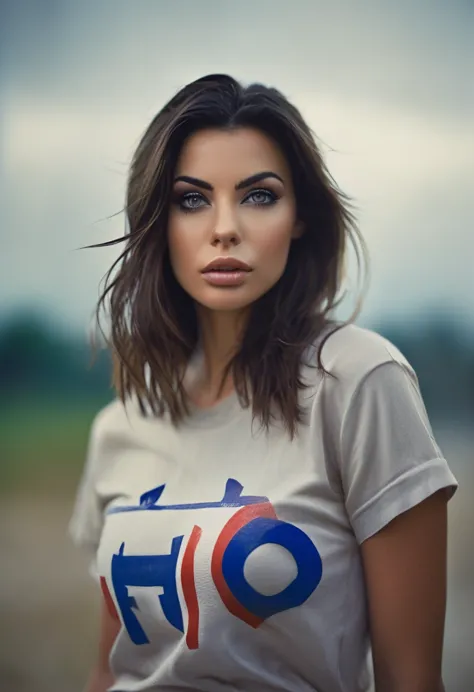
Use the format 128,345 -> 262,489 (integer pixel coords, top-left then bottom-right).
211,503 -> 277,628
100,575 -> 120,621
181,525 -> 202,649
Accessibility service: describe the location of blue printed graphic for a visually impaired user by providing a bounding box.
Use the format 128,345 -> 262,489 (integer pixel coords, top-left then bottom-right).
111,536 -> 184,644
107,478 -> 269,515
106,478 -> 323,648
221,517 -> 323,619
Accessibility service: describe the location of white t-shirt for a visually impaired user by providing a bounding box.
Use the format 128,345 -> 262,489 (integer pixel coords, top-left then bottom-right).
70,324 -> 457,692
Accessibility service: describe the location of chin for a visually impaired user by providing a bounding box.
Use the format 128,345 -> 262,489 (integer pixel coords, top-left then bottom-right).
197,296 -> 255,313
194,287 -> 262,313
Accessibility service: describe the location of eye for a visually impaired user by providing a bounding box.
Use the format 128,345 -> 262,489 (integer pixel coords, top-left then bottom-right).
243,188 -> 279,206
176,191 -> 208,212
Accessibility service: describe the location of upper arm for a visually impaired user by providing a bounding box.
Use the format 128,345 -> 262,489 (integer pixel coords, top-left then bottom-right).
361,489 -> 448,691
97,596 -> 121,673
69,405 -> 123,690
85,599 -> 121,692
334,357 -> 457,690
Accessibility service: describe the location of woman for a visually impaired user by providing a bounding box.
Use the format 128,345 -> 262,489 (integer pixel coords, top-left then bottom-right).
70,74 -> 457,692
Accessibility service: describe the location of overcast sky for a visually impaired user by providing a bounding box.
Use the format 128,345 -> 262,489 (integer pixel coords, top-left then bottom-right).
1,0 -> 473,335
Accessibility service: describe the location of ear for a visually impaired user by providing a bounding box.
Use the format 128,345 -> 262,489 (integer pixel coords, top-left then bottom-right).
291,220 -> 305,239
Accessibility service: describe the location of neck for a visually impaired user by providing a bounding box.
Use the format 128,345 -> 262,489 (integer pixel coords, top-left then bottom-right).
192,307 -> 248,403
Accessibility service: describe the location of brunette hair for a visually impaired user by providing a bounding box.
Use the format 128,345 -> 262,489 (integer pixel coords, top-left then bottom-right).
92,74 -> 368,436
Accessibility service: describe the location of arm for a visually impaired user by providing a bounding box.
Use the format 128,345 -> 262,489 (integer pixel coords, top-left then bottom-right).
361,489 -> 448,692
69,407 -> 122,691
83,600 -> 121,692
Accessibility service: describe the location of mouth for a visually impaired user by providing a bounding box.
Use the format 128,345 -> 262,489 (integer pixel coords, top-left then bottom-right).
201,257 -> 252,287
201,257 -> 252,273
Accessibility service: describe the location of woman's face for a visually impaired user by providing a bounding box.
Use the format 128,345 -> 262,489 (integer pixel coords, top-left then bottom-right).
167,127 -> 302,315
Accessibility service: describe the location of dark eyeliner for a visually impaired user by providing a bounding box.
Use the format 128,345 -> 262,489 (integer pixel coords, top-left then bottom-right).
175,190 -> 207,212
243,188 -> 280,206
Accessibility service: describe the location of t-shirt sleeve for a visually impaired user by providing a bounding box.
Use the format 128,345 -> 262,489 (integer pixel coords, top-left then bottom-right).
69,410 -> 107,574
339,360 -> 458,544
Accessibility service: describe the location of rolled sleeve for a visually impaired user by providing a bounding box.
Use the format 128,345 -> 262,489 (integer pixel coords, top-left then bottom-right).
339,361 -> 458,544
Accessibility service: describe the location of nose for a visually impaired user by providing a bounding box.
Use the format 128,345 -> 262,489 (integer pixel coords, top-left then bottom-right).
210,204 -> 241,248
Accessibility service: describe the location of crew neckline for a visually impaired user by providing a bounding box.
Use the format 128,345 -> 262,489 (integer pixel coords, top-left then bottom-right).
185,389 -> 243,428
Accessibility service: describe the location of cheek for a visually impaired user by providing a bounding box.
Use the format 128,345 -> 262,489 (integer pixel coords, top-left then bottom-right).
167,219 -> 198,275
254,216 -> 295,269
260,228 -> 293,255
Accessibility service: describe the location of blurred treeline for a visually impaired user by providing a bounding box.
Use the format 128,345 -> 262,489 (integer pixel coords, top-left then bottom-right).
0,311 -> 112,408
0,311 -> 113,493
0,310 -> 472,492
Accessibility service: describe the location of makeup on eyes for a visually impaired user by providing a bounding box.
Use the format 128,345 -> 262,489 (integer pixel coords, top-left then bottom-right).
172,171 -> 284,213
174,187 -> 280,212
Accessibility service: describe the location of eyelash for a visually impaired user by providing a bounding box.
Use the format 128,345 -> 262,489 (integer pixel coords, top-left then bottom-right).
175,188 -> 279,213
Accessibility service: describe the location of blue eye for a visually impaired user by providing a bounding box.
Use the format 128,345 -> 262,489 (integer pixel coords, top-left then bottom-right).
244,189 -> 278,206
175,188 -> 278,212
178,192 -> 207,211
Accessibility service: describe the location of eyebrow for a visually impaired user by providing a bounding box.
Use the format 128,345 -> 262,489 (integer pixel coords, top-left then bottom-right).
173,171 -> 284,191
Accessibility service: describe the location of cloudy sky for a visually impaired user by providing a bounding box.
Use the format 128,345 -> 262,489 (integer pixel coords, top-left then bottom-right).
1,0 -> 473,335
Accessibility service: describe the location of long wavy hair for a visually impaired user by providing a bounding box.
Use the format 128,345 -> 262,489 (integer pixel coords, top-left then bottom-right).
91,74 -> 369,437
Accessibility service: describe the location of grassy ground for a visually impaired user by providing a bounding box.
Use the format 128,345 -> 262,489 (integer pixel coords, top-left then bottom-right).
0,400 -> 107,493
1,407 -> 473,691
0,402 -> 104,691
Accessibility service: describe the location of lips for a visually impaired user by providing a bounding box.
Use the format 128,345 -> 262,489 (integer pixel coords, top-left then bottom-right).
201,257 -> 252,273
201,257 -> 252,287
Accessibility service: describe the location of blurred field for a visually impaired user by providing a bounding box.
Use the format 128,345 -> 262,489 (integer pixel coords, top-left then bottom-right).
0,403 -> 103,692
0,407 -> 473,691
0,402 -> 102,492
2,3 -> 472,690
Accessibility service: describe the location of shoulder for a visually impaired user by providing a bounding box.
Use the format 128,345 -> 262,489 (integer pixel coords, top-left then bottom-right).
88,396 -> 152,452
89,394 -> 178,459
320,323 -> 413,379
303,323 -> 417,408
90,397 -> 128,440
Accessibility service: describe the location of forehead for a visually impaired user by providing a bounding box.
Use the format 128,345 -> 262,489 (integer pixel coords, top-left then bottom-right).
174,127 -> 291,180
